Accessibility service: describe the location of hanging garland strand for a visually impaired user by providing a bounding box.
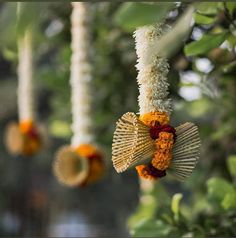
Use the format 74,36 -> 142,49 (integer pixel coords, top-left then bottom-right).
112,24 -> 201,181
70,2 -> 94,147
53,2 -> 105,187
5,25 -> 41,157
135,24 -> 171,115
17,29 -> 34,123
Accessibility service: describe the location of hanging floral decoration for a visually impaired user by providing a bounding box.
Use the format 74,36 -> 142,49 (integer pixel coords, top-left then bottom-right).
5,29 -> 42,157
112,24 -> 201,181
53,2 -> 105,187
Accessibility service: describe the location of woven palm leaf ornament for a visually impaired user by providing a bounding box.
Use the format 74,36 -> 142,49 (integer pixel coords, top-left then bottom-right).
5,28 -> 42,157
53,2 -> 105,187
112,24 -> 201,181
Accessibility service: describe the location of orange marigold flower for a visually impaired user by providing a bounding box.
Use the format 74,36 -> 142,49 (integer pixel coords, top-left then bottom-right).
19,120 -> 34,134
136,165 -> 158,180
158,131 -> 174,140
82,156 -> 105,186
152,152 -> 172,170
22,135 -> 41,156
19,121 -> 41,156
74,144 -> 105,186
135,164 -> 166,180
156,132 -> 174,152
139,111 -> 170,127
75,144 -> 98,158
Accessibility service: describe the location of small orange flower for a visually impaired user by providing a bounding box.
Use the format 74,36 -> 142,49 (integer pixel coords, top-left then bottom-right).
135,164 -> 166,180
152,152 -> 172,170
19,120 -> 34,134
156,132 -> 174,152
136,165 -> 158,180
82,156 -> 105,185
151,132 -> 174,170
74,144 -> 105,186
19,120 -> 41,156
75,144 -> 97,158
139,111 -> 170,127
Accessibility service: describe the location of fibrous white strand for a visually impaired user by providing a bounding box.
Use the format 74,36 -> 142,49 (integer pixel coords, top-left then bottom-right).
134,24 -> 172,115
70,2 -> 94,146
17,30 -> 34,122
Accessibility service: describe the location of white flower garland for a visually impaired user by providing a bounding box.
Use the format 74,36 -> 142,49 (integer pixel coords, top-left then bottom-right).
17,29 -> 34,122
70,2 -> 94,146
134,24 -> 172,115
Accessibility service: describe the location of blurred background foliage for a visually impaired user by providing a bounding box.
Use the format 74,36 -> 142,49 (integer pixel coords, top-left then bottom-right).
0,2 -> 236,237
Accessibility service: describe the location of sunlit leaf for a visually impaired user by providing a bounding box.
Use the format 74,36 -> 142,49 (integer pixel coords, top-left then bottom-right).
194,13 -> 215,25
227,155 -> 236,177
2,47 -> 18,62
184,32 -> 228,56
194,2 -> 223,15
17,2 -> 41,36
0,3 -> 17,48
49,120 -> 71,138
225,2 -> 236,15
131,219 -> 174,237
171,193 -> 183,221
207,177 -> 234,202
222,191 -> 236,210
148,6 -> 194,58
114,2 -> 175,32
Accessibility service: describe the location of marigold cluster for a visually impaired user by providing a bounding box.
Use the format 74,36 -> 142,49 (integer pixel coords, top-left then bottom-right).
139,111 -> 170,127
75,144 -> 105,186
136,111 -> 175,180
19,120 -> 41,156
135,164 -> 166,180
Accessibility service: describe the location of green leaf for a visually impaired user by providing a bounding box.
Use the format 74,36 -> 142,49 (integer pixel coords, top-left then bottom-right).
154,6 -> 195,58
131,219 -> 173,237
227,155 -> 236,177
225,2 -> 236,15
17,2 -> 41,36
207,177 -> 235,202
194,2 -> 222,15
194,13 -> 215,25
0,3 -> 18,48
184,32 -> 228,56
49,120 -> 72,138
2,47 -> 18,62
114,2 -> 175,32
171,193 -> 183,221
222,191 -> 236,210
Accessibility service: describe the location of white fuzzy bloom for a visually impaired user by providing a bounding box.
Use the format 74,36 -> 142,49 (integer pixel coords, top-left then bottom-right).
17,30 -> 34,122
70,2 -> 94,146
134,24 -> 172,115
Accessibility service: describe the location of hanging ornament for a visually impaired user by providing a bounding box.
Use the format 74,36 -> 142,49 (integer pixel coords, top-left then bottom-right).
112,24 -> 201,181
53,2 -> 105,187
5,29 -> 42,157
